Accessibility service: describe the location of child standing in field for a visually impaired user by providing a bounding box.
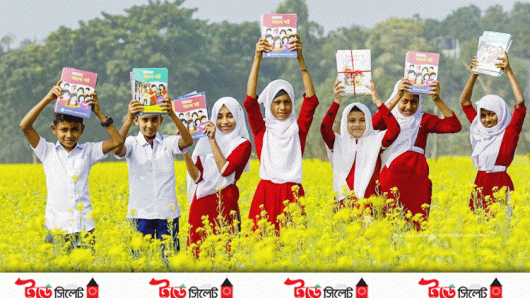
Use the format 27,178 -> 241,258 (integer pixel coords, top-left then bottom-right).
184,97 -> 251,253
20,81 -> 122,246
321,79 -> 400,210
460,53 -> 526,211
114,95 -> 193,250
245,35 -> 319,231
373,78 -> 461,226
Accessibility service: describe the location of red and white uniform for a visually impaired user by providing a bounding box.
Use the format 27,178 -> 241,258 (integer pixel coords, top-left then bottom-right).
320,102 -> 400,201
373,83 -> 461,219
245,79 -> 319,230
187,97 -> 251,247
463,95 -> 526,210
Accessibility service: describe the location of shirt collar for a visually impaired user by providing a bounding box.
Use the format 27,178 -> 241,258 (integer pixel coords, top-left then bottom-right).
55,140 -> 85,151
136,131 -> 162,146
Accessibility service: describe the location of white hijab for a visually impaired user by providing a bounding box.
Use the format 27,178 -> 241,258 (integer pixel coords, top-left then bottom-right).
187,97 -> 250,203
470,95 -> 511,171
326,103 -> 386,201
381,80 -> 424,167
258,79 -> 303,184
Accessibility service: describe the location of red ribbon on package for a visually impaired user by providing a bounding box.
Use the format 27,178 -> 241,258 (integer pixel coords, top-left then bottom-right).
337,50 -> 371,95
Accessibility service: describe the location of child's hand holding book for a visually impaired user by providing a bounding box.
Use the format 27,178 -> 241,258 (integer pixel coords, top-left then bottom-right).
45,81 -> 62,103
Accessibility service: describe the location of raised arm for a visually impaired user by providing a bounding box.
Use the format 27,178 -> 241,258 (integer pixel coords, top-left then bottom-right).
203,121 -> 227,173
86,91 -> 123,154
160,95 -> 193,150
183,152 -> 200,181
20,81 -> 62,148
429,81 -> 455,118
460,57 -> 479,107
289,34 -> 315,97
247,38 -> 270,98
114,100 -> 144,157
320,79 -> 343,149
385,78 -> 410,111
497,52 -> 525,108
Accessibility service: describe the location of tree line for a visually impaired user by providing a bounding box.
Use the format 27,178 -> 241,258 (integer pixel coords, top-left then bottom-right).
1,0 -> 529,163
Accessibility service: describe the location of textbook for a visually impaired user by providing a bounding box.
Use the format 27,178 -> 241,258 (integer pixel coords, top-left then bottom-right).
55,67 -> 98,118
131,68 -> 168,114
472,31 -> 512,77
261,14 -> 297,58
172,92 -> 208,139
404,51 -> 440,95
336,50 -> 371,95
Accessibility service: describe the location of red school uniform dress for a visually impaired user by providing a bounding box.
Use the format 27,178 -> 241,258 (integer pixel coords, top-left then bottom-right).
244,79 -> 319,230
320,102 -> 400,205
463,95 -> 526,210
187,97 -> 251,248
373,98 -> 461,219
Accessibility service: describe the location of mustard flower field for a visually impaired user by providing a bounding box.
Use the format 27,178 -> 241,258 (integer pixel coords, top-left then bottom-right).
1,157 -> 530,272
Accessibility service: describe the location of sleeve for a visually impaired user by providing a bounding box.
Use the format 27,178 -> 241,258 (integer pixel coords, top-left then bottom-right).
377,105 -> 401,148
505,105 -> 526,138
194,156 -> 204,184
114,136 -> 134,159
461,103 -> 477,123
423,113 -> 462,134
32,136 -> 52,161
165,135 -> 183,155
320,101 -> 340,150
372,109 -> 387,130
297,94 -> 319,134
243,95 -> 265,137
221,140 -> 252,177
89,142 -> 108,165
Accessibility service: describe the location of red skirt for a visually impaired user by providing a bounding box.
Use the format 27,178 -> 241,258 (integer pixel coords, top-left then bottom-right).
248,179 -> 305,231
187,184 -> 241,248
470,171 -> 513,210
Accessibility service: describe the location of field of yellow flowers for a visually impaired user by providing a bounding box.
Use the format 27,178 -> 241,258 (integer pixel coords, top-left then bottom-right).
1,157 -> 529,272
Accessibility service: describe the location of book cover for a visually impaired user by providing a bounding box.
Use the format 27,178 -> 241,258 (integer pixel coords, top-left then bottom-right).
172,92 -> 208,139
55,67 -> 98,118
404,51 -> 440,95
131,68 -> 168,114
260,14 -> 297,59
472,31 -> 512,77
336,50 -> 372,95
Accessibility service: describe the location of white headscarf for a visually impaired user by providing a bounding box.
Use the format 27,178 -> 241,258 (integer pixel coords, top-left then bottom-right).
187,97 -> 250,203
381,80 -> 424,167
470,95 -> 511,171
326,103 -> 386,200
257,79 -> 303,183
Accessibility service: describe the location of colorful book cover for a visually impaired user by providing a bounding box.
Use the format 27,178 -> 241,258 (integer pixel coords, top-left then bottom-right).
473,31 -> 512,77
404,51 -> 440,95
336,50 -> 372,95
172,92 -> 208,139
55,67 -> 98,118
261,14 -> 297,58
131,68 -> 168,114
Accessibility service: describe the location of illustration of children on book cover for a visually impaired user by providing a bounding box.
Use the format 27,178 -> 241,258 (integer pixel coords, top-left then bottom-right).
55,67 -> 97,118
474,31 -> 512,77
336,50 -> 371,95
172,92 -> 208,139
261,14 -> 297,58
404,51 -> 439,94
131,68 -> 168,114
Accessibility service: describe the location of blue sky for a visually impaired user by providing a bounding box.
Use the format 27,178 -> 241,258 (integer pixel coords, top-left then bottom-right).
1,0 -> 520,48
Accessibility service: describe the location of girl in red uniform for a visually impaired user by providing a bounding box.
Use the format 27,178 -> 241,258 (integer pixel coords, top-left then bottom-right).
373,79 -> 461,224
245,35 -> 319,230
184,97 -> 251,249
321,79 -> 400,208
460,53 -> 526,211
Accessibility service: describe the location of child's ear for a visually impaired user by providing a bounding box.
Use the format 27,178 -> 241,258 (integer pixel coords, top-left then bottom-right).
50,124 -> 57,135
133,117 -> 139,126
160,116 -> 164,124
80,124 -> 85,135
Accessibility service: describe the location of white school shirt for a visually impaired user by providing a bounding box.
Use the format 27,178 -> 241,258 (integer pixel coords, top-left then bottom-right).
32,137 -> 107,234
117,132 -> 183,219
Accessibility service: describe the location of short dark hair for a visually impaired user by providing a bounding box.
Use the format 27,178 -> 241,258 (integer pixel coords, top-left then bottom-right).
274,89 -> 288,99
53,113 -> 83,125
349,105 -> 363,114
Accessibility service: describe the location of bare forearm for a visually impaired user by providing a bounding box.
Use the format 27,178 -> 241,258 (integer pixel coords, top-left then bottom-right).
298,55 -> 315,97
210,139 -> 227,173
170,113 -> 193,149
506,68 -> 525,107
113,116 -> 133,156
20,97 -> 51,131
183,152 -> 199,181
433,97 -> 455,117
247,56 -> 261,98
460,73 -> 478,106
385,95 -> 400,111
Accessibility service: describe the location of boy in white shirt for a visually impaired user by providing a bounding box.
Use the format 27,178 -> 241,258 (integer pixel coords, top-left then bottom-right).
20,81 -> 122,247
114,95 -> 193,251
